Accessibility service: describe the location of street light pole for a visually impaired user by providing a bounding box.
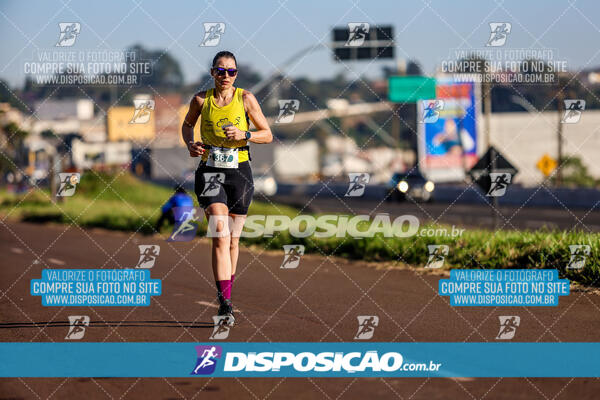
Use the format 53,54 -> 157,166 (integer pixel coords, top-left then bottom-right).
250,44 -> 325,95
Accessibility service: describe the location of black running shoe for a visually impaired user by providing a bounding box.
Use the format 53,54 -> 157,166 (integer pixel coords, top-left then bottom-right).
217,299 -> 235,326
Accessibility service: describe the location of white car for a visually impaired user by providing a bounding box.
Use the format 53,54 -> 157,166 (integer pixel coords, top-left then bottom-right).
254,173 -> 278,196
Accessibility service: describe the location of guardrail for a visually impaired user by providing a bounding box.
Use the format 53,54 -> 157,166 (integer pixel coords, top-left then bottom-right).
275,182 -> 600,210
150,177 -> 600,210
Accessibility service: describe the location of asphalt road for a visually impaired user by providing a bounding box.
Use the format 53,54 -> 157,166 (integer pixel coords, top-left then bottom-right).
271,195 -> 600,232
1,221 -> 600,399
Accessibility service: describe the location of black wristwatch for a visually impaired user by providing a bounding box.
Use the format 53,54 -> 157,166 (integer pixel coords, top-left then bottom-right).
245,131 -> 251,140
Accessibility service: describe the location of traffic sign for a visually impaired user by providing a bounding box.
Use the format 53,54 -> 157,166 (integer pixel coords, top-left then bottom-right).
536,154 -> 557,177
388,76 -> 436,103
332,24 -> 394,61
468,146 -> 518,195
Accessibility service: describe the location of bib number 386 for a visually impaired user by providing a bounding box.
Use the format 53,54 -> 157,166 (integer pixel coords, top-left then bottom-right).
207,147 -> 239,169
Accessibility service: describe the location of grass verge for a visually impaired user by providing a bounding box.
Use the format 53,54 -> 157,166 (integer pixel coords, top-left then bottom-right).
1,172 -> 598,286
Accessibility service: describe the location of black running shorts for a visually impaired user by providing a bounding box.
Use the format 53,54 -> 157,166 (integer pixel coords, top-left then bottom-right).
194,161 -> 254,215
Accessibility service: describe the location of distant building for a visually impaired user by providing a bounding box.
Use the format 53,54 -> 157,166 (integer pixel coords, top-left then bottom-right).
71,139 -> 132,170
490,110 -> 600,186
28,116 -> 106,142
154,93 -> 184,147
34,99 -> 94,120
579,68 -> 600,86
28,99 -> 106,142
0,102 -> 24,125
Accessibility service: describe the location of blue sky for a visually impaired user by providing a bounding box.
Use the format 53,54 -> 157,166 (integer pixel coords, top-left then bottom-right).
1,0 -> 599,87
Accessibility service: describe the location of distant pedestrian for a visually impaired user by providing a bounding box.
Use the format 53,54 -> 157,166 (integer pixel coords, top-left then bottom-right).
155,185 -> 194,231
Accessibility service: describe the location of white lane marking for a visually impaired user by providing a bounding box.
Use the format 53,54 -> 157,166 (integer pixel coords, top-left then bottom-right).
48,258 -> 65,265
10,247 -> 24,254
196,301 -> 219,309
451,377 -> 476,382
195,300 -> 242,313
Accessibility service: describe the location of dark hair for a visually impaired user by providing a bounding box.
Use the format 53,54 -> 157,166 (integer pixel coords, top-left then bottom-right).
212,51 -> 237,68
174,184 -> 186,194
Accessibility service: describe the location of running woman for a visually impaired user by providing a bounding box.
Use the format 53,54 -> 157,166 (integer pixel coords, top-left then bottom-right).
182,51 -> 273,325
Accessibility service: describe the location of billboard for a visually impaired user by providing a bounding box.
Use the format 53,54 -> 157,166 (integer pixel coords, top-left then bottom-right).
107,106 -> 155,143
418,78 -> 480,182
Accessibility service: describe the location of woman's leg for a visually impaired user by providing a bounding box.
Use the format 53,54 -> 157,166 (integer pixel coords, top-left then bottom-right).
226,162 -> 253,279
228,213 -> 247,277
205,202 -> 232,285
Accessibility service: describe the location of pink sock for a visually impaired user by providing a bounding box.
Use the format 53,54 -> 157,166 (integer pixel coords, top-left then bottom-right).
231,274 -> 235,284
217,280 -> 232,300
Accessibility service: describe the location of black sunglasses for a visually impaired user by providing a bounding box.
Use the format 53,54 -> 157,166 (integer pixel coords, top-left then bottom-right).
212,67 -> 238,77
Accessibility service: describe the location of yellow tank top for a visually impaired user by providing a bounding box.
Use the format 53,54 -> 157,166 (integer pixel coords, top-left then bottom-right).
200,87 -> 249,163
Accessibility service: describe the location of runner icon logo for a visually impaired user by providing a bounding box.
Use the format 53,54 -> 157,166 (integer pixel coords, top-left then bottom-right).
354,316 -> 379,340
486,22 -> 511,47
168,207 -> 199,242
191,345 -> 222,375
567,244 -> 591,269
276,100 -> 300,123
419,100 -> 444,124
496,316 -> 520,340
135,245 -> 160,269
130,99 -> 155,124
65,315 -> 89,340
345,23 -> 370,47
280,245 -> 305,269
56,22 -> 80,47
345,173 -> 370,197
486,172 -> 512,197
57,173 -> 80,197
425,244 -> 449,269
200,23 -> 225,47
210,317 -> 231,340
561,100 -> 586,124
201,173 -> 225,197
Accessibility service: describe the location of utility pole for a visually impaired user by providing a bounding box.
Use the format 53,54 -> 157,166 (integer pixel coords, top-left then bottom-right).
49,153 -> 56,203
484,81 -> 492,150
391,58 -> 406,149
484,72 -> 499,229
391,103 -> 401,146
556,75 -> 564,186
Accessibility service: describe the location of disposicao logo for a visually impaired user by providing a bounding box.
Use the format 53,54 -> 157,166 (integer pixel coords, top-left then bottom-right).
223,351 -> 414,373
190,347 -> 442,376
191,345 -> 222,375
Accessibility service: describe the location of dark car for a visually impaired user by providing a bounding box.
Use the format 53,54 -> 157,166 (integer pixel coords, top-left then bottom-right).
387,170 -> 435,202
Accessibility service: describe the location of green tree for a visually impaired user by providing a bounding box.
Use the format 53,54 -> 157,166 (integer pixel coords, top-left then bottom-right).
126,44 -> 184,89
0,79 -> 28,112
551,156 -> 598,188
0,121 -> 29,175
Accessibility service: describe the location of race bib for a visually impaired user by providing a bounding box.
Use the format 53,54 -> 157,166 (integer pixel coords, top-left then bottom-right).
207,147 -> 239,168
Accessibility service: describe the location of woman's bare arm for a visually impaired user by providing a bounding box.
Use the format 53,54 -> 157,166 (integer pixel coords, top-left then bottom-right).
242,91 -> 273,144
182,92 -> 206,156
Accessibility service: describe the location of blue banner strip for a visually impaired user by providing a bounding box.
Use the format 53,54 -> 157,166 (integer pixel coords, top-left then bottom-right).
1,343 -> 600,377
